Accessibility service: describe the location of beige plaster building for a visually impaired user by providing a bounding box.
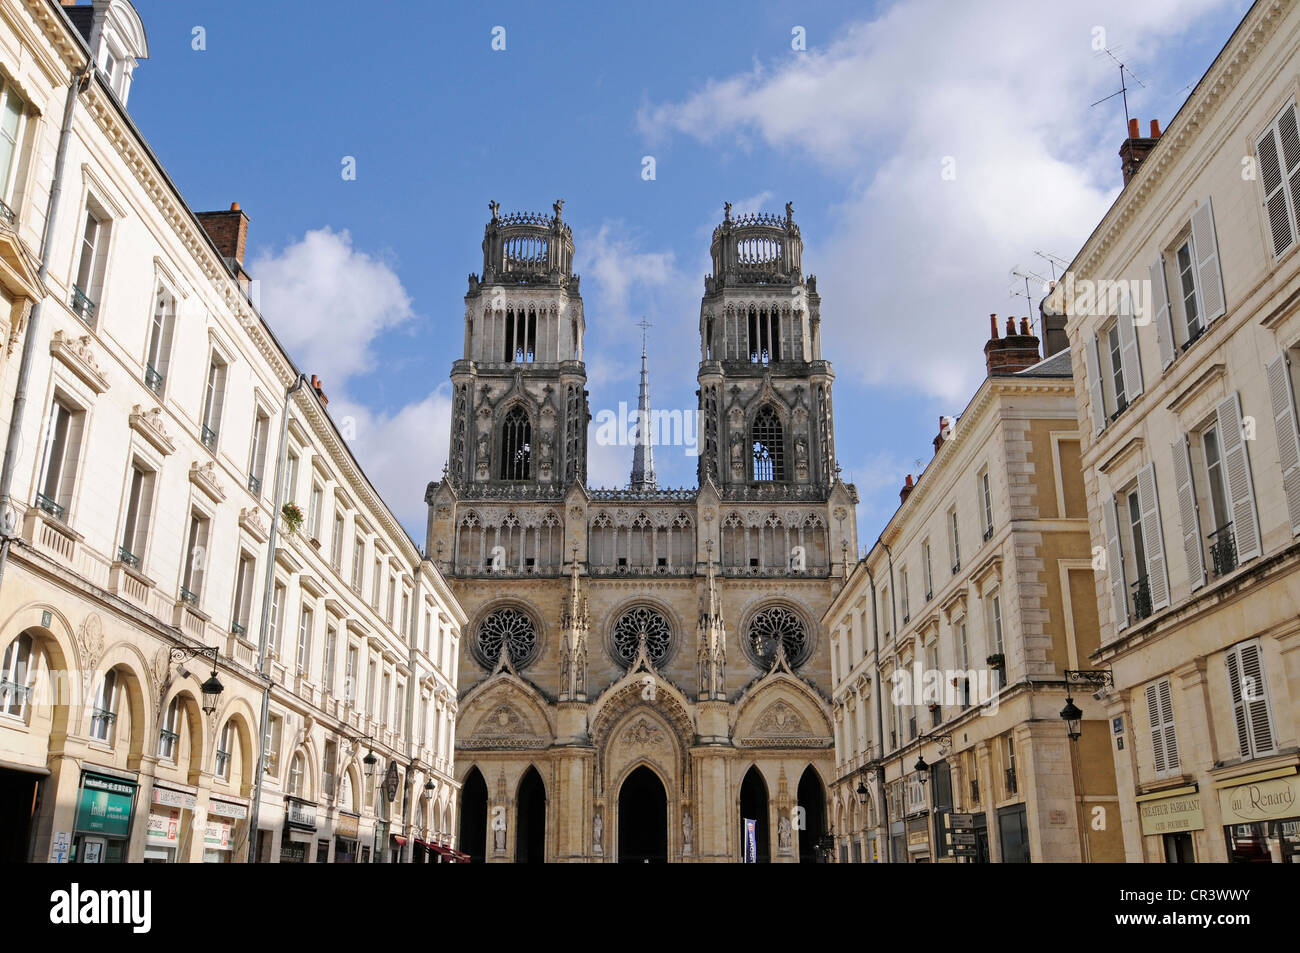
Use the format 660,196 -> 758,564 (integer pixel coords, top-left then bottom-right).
1049,0 -> 1300,864
824,318 -> 1123,863
0,0 -> 464,864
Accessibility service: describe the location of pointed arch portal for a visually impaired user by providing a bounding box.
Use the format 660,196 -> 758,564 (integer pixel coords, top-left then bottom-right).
618,766 -> 668,863
797,766 -> 828,863
739,765 -> 770,862
458,767 -> 488,863
515,766 -> 546,863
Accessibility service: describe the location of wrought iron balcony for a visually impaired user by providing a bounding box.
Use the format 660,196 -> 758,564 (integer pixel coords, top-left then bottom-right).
1005,768 -> 1018,796
201,425 -> 218,450
117,546 -> 140,569
924,589 -> 933,601
1110,394 -> 1129,421
1180,321 -> 1206,352
89,708 -> 117,739
215,750 -> 231,777
248,473 -> 262,494
0,678 -> 30,708
1209,523 -> 1237,577
179,586 -> 198,606
983,526 -> 994,542
71,285 -> 97,325
0,197 -> 15,226
158,728 -> 179,756
951,560 -> 961,575
145,363 -> 164,395
231,621 -> 247,637
1131,575 -> 1153,622
35,492 -> 65,520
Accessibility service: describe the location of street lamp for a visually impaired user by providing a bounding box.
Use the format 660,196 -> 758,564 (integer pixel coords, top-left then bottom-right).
1060,696 -> 1084,741
424,779 -> 436,800
913,753 -> 930,784
199,672 -> 224,716
363,748 -> 378,777
169,645 -> 224,715
855,778 -> 869,805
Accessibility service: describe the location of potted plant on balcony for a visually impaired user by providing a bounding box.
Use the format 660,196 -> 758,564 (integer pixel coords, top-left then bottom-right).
281,502 -> 304,535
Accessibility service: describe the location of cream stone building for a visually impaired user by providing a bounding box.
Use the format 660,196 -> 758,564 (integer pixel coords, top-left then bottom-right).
428,202 -> 858,862
824,318 -> 1123,863
0,0 -> 464,864
1048,0 -> 1300,864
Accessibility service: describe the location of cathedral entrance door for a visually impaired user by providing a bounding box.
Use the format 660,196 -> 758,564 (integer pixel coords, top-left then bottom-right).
617,766 -> 668,863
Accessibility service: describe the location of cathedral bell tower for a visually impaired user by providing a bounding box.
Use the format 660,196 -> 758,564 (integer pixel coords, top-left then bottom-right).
444,200 -> 590,491
696,202 -> 837,493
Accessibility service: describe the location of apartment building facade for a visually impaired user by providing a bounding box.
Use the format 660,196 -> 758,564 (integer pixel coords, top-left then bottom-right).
1052,0 -> 1300,864
825,319 -> 1122,863
0,0 -> 465,863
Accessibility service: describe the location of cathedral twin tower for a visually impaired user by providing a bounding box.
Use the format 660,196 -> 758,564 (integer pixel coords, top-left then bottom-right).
427,200 -> 858,863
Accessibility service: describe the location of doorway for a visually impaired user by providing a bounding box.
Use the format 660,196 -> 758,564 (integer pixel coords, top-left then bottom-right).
0,767 -> 38,862
739,766 -> 770,862
457,767 -> 487,863
515,766 -> 546,863
796,767 -> 827,863
618,766 -> 668,863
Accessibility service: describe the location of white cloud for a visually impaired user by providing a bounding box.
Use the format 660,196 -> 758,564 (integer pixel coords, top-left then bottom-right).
253,228 -> 443,542
638,0 -> 1237,402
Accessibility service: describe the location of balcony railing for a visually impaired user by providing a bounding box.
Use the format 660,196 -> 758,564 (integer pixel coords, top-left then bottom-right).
1181,321 -> 1206,352
215,750 -> 231,778
231,621 -> 247,637
71,285 -> 97,326
145,363 -> 165,395
201,425 -> 218,450
117,546 -> 140,569
982,526 -> 994,542
951,560 -> 960,575
89,708 -> 117,739
0,679 -> 30,709
179,586 -> 199,606
1131,575 -> 1153,622
35,492 -> 65,521
0,197 -> 15,226
248,473 -> 262,495
158,729 -> 179,758
1005,768 -> 1018,796
1209,523 -> 1237,577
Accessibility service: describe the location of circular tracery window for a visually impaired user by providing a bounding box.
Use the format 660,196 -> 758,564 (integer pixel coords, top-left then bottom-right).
474,606 -> 539,669
611,606 -> 673,668
745,605 -> 810,669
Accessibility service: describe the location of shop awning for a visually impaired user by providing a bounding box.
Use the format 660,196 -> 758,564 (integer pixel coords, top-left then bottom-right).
429,843 -> 471,862
391,835 -> 408,846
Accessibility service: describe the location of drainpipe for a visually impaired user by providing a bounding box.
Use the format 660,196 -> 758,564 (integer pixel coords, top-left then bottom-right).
246,374 -> 308,862
0,59 -> 95,592
400,559 -> 424,863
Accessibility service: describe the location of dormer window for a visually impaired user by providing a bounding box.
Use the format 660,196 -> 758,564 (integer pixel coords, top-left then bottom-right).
90,1 -> 150,107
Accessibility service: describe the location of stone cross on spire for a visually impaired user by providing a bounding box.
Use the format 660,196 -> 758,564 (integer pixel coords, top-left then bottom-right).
629,319 -> 657,491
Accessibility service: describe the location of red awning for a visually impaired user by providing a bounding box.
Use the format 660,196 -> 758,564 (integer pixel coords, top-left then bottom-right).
391,835 -> 408,846
429,843 -> 471,862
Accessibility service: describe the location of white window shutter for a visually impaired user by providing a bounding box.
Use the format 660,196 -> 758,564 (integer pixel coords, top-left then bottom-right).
1238,641 -> 1276,756
1087,333 -> 1107,435
1225,646 -> 1251,757
1103,498 -> 1128,632
1171,436 -> 1206,591
1158,678 -> 1180,771
1136,463 -> 1170,610
1190,199 -> 1226,324
1214,392 -> 1262,563
1256,119 -> 1296,257
1117,307 -> 1144,398
1149,256 -> 1175,369
1278,104 -> 1300,246
1145,683 -> 1167,775
1265,353 -> 1300,536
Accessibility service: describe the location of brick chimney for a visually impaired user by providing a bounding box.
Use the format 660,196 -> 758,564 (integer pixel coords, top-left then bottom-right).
310,374 -> 329,406
1119,118 -> 1162,186
984,314 -> 1041,375
196,202 -> 252,292
1040,292 -> 1069,357
933,416 -> 948,454
899,473 -> 916,504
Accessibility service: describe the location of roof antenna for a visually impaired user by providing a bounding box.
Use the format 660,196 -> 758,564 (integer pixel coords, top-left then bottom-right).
1009,265 -> 1052,339
1090,46 -> 1146,135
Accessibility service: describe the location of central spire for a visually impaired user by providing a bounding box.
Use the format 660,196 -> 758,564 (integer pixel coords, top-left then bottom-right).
629,319 -> 657,491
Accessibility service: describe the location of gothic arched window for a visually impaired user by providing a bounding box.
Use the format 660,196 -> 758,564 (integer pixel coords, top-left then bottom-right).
500,406 -> 532,481
752,405 -> 785,482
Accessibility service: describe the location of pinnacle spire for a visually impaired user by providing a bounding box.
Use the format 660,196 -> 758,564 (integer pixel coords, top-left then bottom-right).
629,319 -> 657,491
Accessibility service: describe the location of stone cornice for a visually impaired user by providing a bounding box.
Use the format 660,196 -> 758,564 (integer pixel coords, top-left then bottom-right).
50,330 -> 108,393
128,404 -> 175,456
238,506 -> 268,544
188,460 -> 226,504
1069,0 -> 1288,281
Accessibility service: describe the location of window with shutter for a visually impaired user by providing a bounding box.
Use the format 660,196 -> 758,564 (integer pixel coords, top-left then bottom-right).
1136,463 -> 1170,610
1158,678 -> 1179,772
1150,255 -> 1175,369
1225,640 -> 1277,759
1117,307 -> 1144,399
1087,333 -> 1107,434
1145,682 -> 1167,775
1266,352 -> 1300,536
1256,101 -> 1300,258
1170,436 -> 1206,591
1214,392 -> 1262,563
1102,498 -> 1128,633
1189,200 -> 1226,324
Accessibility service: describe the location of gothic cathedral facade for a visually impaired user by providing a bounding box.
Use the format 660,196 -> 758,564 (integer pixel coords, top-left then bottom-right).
426,201 -> 859,862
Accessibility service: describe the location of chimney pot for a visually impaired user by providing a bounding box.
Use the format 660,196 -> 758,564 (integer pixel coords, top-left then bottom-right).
1150,119 -> 1161,138
1005,317 -> 1016,336
990,314 -> 998,338
1128,117 -> 1140,138
1019,316 -> 1030,335
230,201 -> 240,211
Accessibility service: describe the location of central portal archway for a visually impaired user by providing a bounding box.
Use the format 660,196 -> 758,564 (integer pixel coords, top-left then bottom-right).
618,766 -> 667,863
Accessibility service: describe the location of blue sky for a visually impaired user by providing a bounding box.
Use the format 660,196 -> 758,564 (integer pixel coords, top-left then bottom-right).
126,0 -> 1250,543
